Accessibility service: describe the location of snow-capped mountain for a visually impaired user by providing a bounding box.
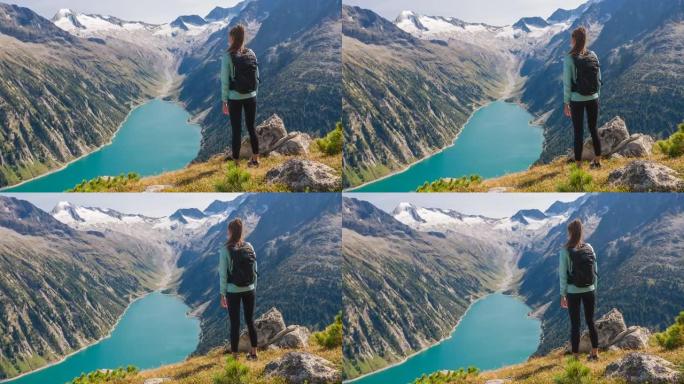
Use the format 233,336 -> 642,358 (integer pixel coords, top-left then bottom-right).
51,201 -> 153,225
394,9 -> 570,52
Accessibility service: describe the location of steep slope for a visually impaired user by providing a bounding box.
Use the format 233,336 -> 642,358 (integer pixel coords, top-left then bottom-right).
342,6 -> 509,188
342,198 -> 504,378
0,197 -> 167,379
0,4 -> 165,188
174,193 -> 342,354
521,0 -> 684,162
517,193 -> 684,355
177,0 -> 342,161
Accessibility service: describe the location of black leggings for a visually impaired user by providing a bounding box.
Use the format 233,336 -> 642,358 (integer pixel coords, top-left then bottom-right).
228,290 -> 257,353
568,291 -> 598,354
229,98 -> 258,159
570,100 -> 601,162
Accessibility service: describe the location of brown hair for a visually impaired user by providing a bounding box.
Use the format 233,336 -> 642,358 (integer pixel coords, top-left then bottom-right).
228,25 -> 246,54
566,219 -> 583,250
570,27 -> 587,56
227,218 -> 244,247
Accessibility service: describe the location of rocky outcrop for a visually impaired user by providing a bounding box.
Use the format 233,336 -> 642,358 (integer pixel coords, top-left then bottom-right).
578,117 -> 655,160
237,308 -> 311,352
143,379 -> 170,384
567,309 -> 651,353
263,352 -> 341,384
608,161 -> 683,192
265,159 -> 340,192
605,353 -> 681,384
236,115 -> 312,159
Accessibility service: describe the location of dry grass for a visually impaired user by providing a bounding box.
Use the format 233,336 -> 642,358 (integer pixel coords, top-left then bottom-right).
96,146 -> 342,193
474,344 -> 684,384
455,153 -> 684,192
117,345 -> 342,384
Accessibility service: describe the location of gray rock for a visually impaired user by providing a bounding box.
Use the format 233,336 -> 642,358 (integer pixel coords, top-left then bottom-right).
613,326 -> 652,350
620,134 -> 655,158
263,352 -> 341,384
581,117 -> 630,160
608,161 -> 683,192
571,308 -> 627,353
144,379 -> 171,384
238,114 -> 287,159
265,159 -> 340,192
144,185 -> 171,193
275,325 -> 311,349
237,308 -> 286,352
277,132 -> 311,156
485,380 -> 509,384
605,353 -> 681,383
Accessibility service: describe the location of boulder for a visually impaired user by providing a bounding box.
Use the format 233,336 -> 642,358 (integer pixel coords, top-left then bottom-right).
238,114 -> 287,159
237,308 -> 286,352
570,308 -> 627,353
581,117 -> 629,160
613,326 -> 652,350
144,379 -> 170,384
620,135 -> 655,158
263,352 -> 341,384
265,159 -> 340,192
608,161 -> 683,192
277,133 -> 311,156
275,325 -> 311,349
605,353 -> 681,383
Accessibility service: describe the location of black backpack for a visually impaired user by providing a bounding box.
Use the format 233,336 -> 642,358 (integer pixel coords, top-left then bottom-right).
229,49 -> 259,94
227,244 -> 257,287
571,51 -> 601,96
567,244 -> 597,288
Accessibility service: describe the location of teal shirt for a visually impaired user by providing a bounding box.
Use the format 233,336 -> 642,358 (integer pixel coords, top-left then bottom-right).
559,244 -> 597,296
563,53 -> 601,104
219,243 -> 257,294
221,50 -> 259,102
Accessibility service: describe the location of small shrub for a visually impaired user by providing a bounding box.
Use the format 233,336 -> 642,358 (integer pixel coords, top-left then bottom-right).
316,122 -> 343,156
656,123 -> 684,158
655,311 -> 684,350
213,356 -> 249,384
557,166 -> 593,192
313,313 -> 342,349
417,175 -> 482,192
69,366 -> 139,384
413,367 -> 479,384
69,173 -> 141,192
215,163 -> 251,192
554,358 -> 593,384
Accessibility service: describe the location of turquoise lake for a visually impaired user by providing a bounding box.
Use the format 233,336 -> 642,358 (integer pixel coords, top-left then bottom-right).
353,101 -> 544,192
349,293 -> 541,384
4,99 -> 201,192
5,292 -> 200,384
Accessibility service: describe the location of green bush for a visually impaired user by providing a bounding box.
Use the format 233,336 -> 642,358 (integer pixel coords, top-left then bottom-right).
656,123 -> 684,158
313,313 -> 343,349
413,367 -> 479,384
213,356 -> 250,384
417,175 -> 482,192
69,173 -> 141,192
655,311 -> 684,350
69,366 -> 139,384
316,122 -> 343,156
557,166 -> 593,192
215,163 -> 251,192
554,358 -> 593,384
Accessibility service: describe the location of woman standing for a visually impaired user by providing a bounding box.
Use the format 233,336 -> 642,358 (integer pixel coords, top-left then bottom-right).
563,27 -> 603,169
219,218 -> 258,360
221,25 -> 261,168
559,219 -> 599,361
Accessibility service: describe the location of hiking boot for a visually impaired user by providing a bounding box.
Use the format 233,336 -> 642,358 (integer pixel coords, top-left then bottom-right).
246,353 -> 258,361
248,159 -> 259,168
587,354 -> 599,362
590,161 -> 601,169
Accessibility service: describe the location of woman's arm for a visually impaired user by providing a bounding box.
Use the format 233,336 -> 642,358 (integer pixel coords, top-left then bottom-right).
218,247 -> 228,296
221,53 -> 230,103
559,249 -> 569,297
563,55 -> 573,105
597,65 -> 602,99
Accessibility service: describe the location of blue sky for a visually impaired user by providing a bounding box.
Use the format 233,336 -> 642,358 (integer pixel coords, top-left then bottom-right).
348,193 -> 584,218
10,0 -> 240,23
344,0 -> 589,25
1,193 -> 242,217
